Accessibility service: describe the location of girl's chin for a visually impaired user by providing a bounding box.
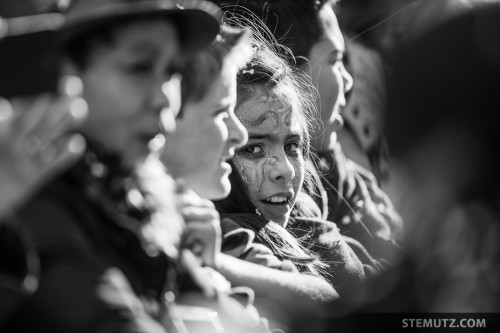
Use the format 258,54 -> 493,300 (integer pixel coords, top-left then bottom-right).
257,204 -> 291,227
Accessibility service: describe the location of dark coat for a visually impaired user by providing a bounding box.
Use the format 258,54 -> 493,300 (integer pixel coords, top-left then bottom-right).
0,222 -> 38,329
2,171 -> 174,333
316,143 -> 404,263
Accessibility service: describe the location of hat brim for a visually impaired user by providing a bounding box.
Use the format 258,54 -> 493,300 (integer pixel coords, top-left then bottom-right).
57,2 -> 221,53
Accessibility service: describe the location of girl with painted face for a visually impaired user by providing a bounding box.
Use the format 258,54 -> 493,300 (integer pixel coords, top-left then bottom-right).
212,0 -> 403,267
4,1 -> 222,332
215,39 -> 324,276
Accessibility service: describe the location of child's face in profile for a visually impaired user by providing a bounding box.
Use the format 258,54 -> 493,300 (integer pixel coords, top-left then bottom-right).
161,63 -> 247,200
234,91 -> 305,227
75,19 -> 182,167
307,5 -> 353,151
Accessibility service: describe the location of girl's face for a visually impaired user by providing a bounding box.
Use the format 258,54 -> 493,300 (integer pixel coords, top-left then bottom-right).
308,5 -> 353,151
75,19 -> 182,167
234,92 -> 305,227
161,63 -> 247,200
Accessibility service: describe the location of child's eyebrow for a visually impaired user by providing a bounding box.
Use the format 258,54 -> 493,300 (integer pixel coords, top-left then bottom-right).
247,132 -> 302,143
247,133 -> 277,142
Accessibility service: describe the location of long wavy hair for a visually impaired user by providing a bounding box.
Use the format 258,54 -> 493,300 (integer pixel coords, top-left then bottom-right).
213,21 -> 328,277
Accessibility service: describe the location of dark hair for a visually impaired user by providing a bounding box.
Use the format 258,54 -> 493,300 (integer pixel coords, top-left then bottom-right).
180,24 -> 252,108
213,0 -> 337,68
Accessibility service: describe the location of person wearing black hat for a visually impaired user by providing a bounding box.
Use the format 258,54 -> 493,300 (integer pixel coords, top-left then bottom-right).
2,1 -> 223,332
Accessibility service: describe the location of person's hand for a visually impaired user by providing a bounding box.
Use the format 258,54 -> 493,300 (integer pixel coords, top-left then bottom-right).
176,179 -> 221,268
0,76 -> 88,216
180,249 -> 231,298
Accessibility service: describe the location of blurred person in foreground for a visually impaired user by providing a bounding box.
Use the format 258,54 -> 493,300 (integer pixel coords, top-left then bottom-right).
383,0 -> 500,314
301,3 -> 500,332
1,0 -> 226,332
0,11 -> 88,327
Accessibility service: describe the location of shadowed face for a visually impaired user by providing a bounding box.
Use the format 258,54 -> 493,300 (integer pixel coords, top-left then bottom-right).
75,19 -> 182,167
308,5 -> 353,151
234,91 -> 305,226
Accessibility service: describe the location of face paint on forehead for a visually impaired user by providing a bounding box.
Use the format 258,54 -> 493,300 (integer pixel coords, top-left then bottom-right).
238,96 -> 292,134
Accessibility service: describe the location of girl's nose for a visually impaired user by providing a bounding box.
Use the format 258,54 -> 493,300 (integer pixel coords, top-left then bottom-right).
269,154 -> 296,183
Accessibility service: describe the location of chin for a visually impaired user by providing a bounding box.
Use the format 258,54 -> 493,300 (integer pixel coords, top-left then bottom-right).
197,181 -> 229,201
211,180 -> 231,201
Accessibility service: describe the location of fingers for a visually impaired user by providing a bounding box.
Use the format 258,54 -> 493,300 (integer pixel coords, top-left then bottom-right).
180,249 -> 217,298
183,220 -> 221,267
31,94 -> 88,145
0,97 -> 13,121
9,94 -> 53,140
0,97 -> 14,137
181,205 -> 219,222
36,133 -> 86,179
183,221 -> 221,246
11,77 -> 88,145
0,76 -> 88,211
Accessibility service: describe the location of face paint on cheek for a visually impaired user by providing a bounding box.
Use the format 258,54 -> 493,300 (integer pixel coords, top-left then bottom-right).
234,154 -> 280,194
257,156 -> 279,192
233,156 -> 259,186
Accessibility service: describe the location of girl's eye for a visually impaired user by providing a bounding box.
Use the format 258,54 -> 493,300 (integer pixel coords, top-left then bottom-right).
285,142 -> 300,153
241,144 -> 263,154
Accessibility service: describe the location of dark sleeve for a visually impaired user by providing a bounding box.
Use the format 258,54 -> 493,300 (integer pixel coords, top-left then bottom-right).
4,187 -> 168,333
0,222 -> 38,329
290,217 -> 384,291
318,144 -> 404,262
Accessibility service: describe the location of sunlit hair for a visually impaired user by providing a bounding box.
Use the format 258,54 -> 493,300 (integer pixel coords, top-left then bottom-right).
226,13 -> 321,182
180,24 -> 253,107
213,0 -> 338,68
213,18 -> 327,277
